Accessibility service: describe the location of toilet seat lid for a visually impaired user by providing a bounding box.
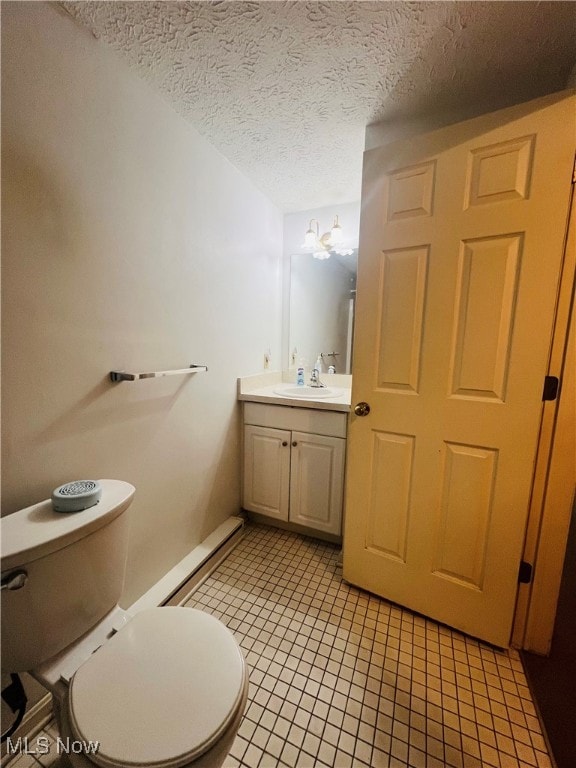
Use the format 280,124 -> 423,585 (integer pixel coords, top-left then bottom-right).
68,608 -> 246,768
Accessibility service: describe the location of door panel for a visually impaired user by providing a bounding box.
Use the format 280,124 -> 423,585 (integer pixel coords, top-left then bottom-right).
344,92 -> 575,647
432,442 -> 497,590
450,234 -> 522,400
465,135 -> 535,207
376,246 -> 428,393
366,431 -> 414,563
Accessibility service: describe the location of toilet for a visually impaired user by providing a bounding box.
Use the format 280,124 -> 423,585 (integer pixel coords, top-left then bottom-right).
1,480 -> 248,768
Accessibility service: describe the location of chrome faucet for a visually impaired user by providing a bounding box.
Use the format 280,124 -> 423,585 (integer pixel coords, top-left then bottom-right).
309,369 -> 325,388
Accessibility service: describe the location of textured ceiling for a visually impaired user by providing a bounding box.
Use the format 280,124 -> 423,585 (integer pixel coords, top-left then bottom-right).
60,1 -> 576,213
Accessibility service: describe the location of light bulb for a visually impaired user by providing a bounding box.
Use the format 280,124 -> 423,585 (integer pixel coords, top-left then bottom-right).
303,228 -> 317,248
330,216 -> 343,245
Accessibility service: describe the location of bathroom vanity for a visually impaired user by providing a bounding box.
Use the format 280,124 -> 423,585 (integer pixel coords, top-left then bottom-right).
238,374 -> 350,541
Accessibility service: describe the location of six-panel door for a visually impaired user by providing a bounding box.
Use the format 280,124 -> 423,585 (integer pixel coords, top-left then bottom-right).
343,92 -> 575,647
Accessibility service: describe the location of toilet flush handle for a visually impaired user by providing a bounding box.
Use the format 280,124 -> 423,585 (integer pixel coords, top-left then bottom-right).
1,570 -> 28,591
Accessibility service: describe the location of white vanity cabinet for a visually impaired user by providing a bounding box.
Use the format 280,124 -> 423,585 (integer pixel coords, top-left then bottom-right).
242,402 -> 347,538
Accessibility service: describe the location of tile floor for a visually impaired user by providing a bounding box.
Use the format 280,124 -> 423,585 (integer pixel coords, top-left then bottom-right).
6,523 -> 553,768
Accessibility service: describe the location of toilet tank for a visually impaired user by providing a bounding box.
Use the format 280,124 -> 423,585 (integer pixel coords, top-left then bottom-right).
1,480 -> 135,672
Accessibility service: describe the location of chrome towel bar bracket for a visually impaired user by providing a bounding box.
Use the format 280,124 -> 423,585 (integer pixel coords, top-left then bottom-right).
110,365 -> 208,382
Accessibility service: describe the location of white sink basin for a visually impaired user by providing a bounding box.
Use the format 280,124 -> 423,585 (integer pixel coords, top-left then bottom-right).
274,386 -> 341,399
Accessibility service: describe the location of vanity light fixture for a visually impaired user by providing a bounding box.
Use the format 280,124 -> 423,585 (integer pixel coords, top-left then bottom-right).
302,216 -> 354,260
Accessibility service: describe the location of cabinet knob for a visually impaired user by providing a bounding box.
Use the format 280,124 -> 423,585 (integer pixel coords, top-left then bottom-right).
354,402 -> 371,417
292,441 -> 298,447
282,441 -> 288,447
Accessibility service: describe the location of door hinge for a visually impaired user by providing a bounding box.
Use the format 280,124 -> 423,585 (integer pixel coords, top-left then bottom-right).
573,154 -> 576,184
542,375 -> 559,401
518,560 -> 533,584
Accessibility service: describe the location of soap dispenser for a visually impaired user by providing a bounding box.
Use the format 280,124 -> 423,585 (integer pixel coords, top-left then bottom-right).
313,354 -> 323,375
296,358 -> 305,386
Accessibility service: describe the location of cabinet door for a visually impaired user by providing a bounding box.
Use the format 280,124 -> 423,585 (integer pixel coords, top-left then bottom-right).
243,425 -> 290,520
289,432 -> 346,535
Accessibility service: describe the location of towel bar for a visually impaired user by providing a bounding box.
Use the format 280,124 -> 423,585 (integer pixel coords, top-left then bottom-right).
110,365 -> 208,382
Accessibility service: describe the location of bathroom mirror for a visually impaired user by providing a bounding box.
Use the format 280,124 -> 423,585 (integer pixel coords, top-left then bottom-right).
288,251 -> 357,374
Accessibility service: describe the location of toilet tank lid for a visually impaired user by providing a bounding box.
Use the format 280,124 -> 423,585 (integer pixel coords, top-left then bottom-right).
1,480 -> 135,571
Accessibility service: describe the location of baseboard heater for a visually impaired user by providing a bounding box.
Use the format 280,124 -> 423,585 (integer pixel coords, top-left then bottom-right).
1,516 -> 246,761
130,515 -> 245,610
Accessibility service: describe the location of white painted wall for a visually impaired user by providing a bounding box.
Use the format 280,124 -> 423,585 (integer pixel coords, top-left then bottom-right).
1,2 -> 283,604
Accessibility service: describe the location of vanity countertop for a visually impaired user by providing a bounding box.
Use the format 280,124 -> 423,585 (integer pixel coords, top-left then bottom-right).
238,372 -> 351,413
